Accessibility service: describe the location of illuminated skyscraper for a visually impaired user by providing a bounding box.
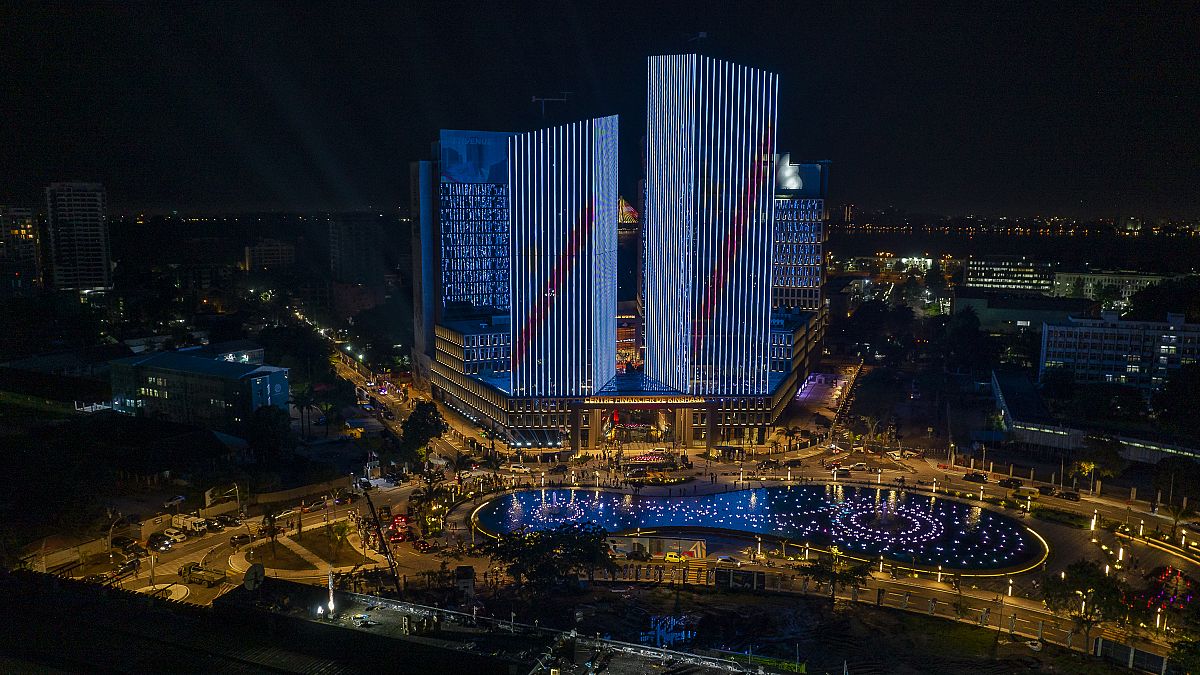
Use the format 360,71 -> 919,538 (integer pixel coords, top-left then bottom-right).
509,116 -> 618,397
773,154 -> 828,311
643,54 -> 779,396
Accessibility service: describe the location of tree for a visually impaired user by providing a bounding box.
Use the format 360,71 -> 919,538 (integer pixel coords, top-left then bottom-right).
802,548 -> 872,602
1162,502 -> 1195,539
1170,640 -> 1200,675
1127,275 -> 1200,323
330,521 -> 351,557
924,261 -> 946,297
1042,559 -> 1131,651
245,405 -> 296,465
1154,456 -> 1200,508
1073,435 -> 1127,492
399,400 -> 449,462
480,522 -> 615,593
1154,364 -> 1200,441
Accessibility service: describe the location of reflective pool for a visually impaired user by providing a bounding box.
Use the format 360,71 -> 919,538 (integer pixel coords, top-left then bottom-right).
474,486 -> 1046,571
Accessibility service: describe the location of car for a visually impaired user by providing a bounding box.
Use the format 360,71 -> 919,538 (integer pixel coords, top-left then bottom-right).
259,523 -> 285,537
963,473 -> 989,484
205,519 -> 226,533
147,533 -> 173,551
412,539 -> 433,553
548,464 -> 569,474
358,478 -> 374,491
163,527 -> 188,543
848,462 -> 868,471
832,468 -> 851,478
83,574 -> 111,584
784,458 -> 805,468
664,552 -> 685,563
715,555 -> 743,567
387,529 -> 406,543
124,543 -> 148,558
301,499 -> 328,513
1058,491 -> 1082,502
111,535 -> 135,550
997,478 -> 1023,489
509,464 -> 532,475
758,459 -> 781,471
1037,485 -> 1057,496
625,549 -> 651,561
162,495 -> 186,510
229,533 -> 252,548
333,493 -> 359,505
114,558 -> 140,576
216,514 -> 242,527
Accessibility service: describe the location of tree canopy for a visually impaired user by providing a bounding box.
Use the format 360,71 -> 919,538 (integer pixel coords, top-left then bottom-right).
1042,559 -> 1132,647
1154,364 -> 1200,441
398,400 -> 448,463
481,522 -> 616,591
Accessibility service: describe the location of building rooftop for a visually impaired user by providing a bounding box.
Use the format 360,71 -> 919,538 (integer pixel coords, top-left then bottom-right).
441,318 -> 509,336
111,351 -> 283,379
178,339 -> 264,356
955,287 -> 1097,312
992,371 -> 1055,425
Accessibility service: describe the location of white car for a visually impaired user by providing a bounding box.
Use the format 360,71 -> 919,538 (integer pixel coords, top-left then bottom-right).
508,464 -> 532,475
163,527 -> 188,543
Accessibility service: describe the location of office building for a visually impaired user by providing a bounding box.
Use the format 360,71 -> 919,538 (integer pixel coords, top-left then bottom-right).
45,182 -> 111,291
953,288 -> 1097,334
329,213 -> 386,286
110,352 -> 289,435
508,116 -> 618,397
1051,270 -> 1172,306
1040,312 -> 1200,396
415,55 -> 822,452
242,238 -> 295,272
644,53 -> 779,396
0,206 -> 41,294
963,255 -> 1054,293
772,154 -> 828,311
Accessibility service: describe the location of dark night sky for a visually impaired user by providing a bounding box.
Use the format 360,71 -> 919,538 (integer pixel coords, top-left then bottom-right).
2,2 -> 1198,218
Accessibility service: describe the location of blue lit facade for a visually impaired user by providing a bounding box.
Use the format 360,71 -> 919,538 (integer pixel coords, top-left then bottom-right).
643,54 -> 779,397
438,130 -> 511,313
509,117 -> 618,397
773,154 -> 828,311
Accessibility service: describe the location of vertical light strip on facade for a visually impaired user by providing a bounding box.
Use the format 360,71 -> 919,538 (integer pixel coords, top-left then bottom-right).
644,54 -> 778,396
508,116 -> 618,398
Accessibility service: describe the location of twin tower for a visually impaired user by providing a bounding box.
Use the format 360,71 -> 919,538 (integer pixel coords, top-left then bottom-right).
507,54 -> 780,399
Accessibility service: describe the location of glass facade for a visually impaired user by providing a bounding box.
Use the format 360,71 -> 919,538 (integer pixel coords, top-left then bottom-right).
508,116 -> 618,397
643,54 -> 778,396
438,130 -> 512,312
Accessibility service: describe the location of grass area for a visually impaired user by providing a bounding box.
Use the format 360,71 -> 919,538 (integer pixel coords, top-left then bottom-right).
245,540 -> 316,571
289,529 -> 369,567
1031,507 -> 1089,528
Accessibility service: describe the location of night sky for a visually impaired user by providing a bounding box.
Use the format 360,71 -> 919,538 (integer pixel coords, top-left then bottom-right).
2,2 -> 1198,218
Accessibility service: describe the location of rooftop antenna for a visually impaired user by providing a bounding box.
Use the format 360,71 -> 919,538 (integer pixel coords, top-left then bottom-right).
531,91 -> 572,118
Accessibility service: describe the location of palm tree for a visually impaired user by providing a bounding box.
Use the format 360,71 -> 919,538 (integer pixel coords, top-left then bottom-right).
803,548 -> 873,602
330,521 -> 351,558
1163,502 -> 1195,539
770,439 -> 782,457
290,387 -> 317,439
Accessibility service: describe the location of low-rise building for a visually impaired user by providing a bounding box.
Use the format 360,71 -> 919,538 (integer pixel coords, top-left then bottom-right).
110,352 -> 289,435
952,288 -> 1097,334
963,255 -> 1054,293
1051,270 -> 1172,307
1040,312 -> 1200,395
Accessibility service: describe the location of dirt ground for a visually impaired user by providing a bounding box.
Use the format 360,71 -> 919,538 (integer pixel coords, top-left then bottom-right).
485,585 -> 1126,675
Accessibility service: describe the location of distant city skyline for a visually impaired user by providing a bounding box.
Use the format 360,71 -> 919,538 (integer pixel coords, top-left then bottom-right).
2,4 -> 1198,218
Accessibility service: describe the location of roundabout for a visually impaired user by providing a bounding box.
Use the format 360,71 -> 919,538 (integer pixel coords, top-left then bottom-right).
473,484 -> 1049,573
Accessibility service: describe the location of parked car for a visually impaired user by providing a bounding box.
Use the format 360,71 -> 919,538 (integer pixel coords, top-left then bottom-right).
509,464 -> 532,475
205,519 -> 225,533
215,514 -> 242,527
664,552 -> 685,563
83,574 -> 111,584
163,527 -> 188,543
963,473 -> 989,484
162,495 -> 186,510
997,478 -> 1024,489
301,498 -> 328,513
229,533 -> 252,548
714,555 -> 742,567
124,543 -> 148,558
147,533 -> 173,551
114,558 -> 140,576
1037,485 -> 1057,496
333,493 -> 359,505
758,459 -> 781,471
1057,491 -> 1081,502
625,549 -> 651,561
358,478 -> 374,491
110,535 -> 135,550
784,458 -> 805,468
848,462 -> 868,471
832,468 -> 851,479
